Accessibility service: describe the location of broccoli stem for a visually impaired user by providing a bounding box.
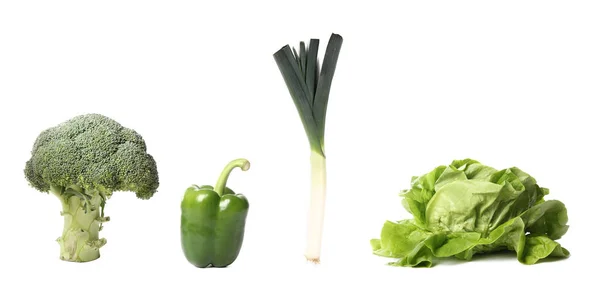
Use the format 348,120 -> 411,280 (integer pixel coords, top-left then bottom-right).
53,186 -> 108,262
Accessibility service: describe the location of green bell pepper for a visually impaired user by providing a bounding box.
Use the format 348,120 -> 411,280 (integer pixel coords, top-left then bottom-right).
181,158 -> 250,268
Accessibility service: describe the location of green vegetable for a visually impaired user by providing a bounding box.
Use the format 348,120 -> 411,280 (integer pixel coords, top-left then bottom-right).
371,159 -> 570,267
273,33 -> 343,263
24,114 -> 160,262
181,158 -> 250,268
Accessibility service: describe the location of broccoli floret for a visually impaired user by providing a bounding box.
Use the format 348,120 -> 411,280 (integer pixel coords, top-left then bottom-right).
24,113 -> 160,262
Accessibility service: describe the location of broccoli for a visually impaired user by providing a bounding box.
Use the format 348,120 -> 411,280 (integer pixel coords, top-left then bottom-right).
24,113 -> 160,262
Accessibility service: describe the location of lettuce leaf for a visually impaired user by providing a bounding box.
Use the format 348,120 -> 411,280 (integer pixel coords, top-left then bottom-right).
372,159 -> 569,267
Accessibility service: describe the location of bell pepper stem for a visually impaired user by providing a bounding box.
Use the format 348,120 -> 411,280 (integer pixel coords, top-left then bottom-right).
214,158 -> 251,196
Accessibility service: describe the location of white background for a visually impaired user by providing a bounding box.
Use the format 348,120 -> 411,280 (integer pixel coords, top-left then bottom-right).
1,0 -> 598,282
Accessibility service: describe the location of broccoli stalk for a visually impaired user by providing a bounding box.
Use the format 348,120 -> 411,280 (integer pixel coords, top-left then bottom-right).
50,185 -> 108,262
24,114 -> 160,262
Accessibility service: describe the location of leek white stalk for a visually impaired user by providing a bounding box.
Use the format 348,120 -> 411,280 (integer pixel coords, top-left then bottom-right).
273,33 -> 343,263
306,150 -> 327,262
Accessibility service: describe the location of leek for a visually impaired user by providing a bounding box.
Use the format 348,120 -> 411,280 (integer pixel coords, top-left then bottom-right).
273,33 -> 343,263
